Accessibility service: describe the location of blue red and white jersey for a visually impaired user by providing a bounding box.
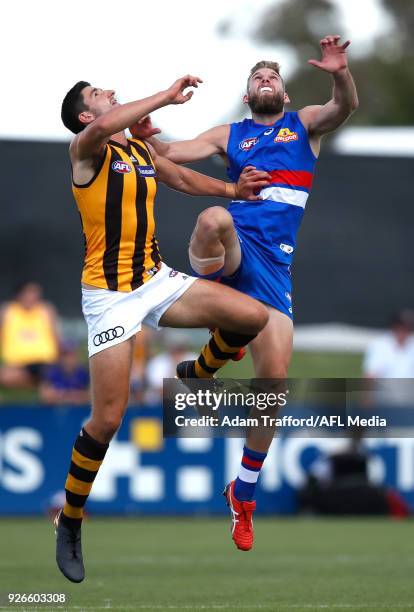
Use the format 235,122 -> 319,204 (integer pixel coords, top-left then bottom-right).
226,111 -> 317,264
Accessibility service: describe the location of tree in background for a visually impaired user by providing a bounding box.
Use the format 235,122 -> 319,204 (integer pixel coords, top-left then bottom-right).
237,0 -> 414,126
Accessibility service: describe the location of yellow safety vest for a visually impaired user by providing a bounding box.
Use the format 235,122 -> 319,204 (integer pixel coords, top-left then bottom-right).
1,303 -> 58,366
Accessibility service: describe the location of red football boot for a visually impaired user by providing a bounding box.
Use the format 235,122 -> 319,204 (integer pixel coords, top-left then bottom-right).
223,480 -> 256,551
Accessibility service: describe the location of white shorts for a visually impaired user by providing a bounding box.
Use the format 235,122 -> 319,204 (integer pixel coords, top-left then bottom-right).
82,263 -> 197,358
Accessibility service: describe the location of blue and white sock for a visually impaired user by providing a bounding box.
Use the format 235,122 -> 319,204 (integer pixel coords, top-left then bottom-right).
234,445 -> 267,501
234,446 -> 267,501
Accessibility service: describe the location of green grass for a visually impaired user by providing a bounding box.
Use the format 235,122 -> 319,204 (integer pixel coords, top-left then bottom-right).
221,351 -> 363,379
0,352 -> 364,405
1,517 -> 413,611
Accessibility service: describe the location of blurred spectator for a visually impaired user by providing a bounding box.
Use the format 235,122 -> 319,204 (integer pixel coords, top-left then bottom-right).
299,443 -> 409,517
0,282 -> 59,389
40,339 -> 89,405
144,332 -> 197,403
363,309 -> 414,406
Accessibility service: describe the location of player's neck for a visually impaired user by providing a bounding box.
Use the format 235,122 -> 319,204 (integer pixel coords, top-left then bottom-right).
110,131 -> 128,146
251,110 -> 284,126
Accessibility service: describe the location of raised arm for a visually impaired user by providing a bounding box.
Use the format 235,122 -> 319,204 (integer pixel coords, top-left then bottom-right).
299,35 -> 358,142
71,75 -> 202,161
150,146 -> 269,201
130,120 -> 229,164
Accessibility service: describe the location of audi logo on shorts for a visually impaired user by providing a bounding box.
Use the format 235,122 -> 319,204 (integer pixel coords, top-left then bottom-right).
93,326 -> 125,346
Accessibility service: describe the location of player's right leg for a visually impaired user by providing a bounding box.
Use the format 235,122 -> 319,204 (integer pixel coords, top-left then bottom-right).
189,206 -> 241,280
187,206 -> 249,362
190,210 -> 295,549
55,337 -> 135,583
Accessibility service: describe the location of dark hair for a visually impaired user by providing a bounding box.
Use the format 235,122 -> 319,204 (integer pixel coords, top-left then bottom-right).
13,280 -> 41,296
389,309 -> 414,330
247,61 -> 282,91
61,81 -> 91,134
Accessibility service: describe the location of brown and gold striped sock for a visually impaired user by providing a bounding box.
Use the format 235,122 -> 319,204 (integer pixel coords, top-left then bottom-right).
60,428 -> 109,530
194,329 -> 256,378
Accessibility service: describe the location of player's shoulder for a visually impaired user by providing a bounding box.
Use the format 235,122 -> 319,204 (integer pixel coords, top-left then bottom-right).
194,124 -> 230,155
200,123 -> 230,139
69,132 -> 89,157
69,133 -> 109,163
69,136 -> 78,160
128,136 -> 148,148
298,106 -> 324,128
229,117 -> 251,128
128,137 -> 153,156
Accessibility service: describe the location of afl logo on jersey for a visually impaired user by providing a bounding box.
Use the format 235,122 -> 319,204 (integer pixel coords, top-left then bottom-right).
239,137 -> 259,151
112,161 -> 132,174
275,128 -> 298,143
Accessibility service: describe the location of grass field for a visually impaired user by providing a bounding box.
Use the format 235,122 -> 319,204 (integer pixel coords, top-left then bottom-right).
221,351 -> 363,379
0,351 -> 363,405
1,517 -> 413,612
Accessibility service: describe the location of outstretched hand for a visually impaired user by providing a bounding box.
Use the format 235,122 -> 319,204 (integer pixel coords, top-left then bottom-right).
308,35 -> 350,73
129,116 -> 161,140
166,74 -> 203,105
235,166 -> 271,201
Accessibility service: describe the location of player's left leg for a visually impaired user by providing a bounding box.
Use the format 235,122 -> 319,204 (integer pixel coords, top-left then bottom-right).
159,278 -> 268,378
225,307 -> 293,550
55,337 -> 135,583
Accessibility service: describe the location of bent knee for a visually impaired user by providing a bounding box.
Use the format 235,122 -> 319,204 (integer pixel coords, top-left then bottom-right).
91,414 -> 123,441
237,301 -> 269,335
255,360 -> 289,379
271,363 -> 289,378
89,398 -> 128,441
194,207 -> 233,238
248,303 -> 269,334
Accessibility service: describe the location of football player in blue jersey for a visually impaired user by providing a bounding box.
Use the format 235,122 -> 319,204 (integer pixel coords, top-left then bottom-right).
132,35 -> 358,550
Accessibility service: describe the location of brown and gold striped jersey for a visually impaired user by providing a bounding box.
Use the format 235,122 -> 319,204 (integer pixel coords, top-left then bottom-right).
73,138 -> 161,292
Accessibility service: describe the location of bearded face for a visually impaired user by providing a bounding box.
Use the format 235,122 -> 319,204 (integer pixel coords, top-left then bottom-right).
247,88 -> 285,115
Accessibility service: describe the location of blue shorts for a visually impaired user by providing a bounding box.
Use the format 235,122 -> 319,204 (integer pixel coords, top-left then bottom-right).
221,227 -> 293,319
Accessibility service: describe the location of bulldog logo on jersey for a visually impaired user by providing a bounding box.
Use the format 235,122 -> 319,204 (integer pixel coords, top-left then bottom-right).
239,137 -> 259,151
274,128 -> 298,143
112,160 -> 133,174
